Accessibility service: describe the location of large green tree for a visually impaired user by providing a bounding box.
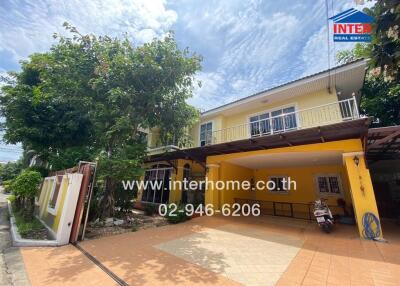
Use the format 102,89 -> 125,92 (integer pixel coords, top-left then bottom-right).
336,1 -> 400,126
1,23 -> 201,217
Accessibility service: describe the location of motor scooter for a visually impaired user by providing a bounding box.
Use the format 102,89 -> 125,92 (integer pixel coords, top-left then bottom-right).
313,199 -> 334,233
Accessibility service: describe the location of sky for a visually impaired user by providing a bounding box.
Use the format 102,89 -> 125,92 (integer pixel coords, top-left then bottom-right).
0,0 -> 373,162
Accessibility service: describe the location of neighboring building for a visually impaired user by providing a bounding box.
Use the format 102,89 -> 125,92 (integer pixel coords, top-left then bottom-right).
138,59 -> 387,238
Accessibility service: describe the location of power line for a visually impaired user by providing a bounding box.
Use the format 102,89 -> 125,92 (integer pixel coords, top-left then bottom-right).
325,0 -> 332,93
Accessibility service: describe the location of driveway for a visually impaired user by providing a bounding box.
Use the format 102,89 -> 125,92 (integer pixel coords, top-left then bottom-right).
0,191 -> 31,286
20,215 -> 400,286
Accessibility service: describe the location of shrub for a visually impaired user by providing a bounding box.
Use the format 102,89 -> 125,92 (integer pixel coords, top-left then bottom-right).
3,179 -> 14,193
7,194 -> 16,203
144,204 -> 157,216
165,204 -> 190,224
12,170 -> 42,200
11,170 -> 42,217
25,166 -> 49,178
114,185 -> 137,215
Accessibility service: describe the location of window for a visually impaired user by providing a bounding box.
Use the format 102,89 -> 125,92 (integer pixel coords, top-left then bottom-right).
141,166 -> 172,204
315,174 -> 342,195
249,106 -> 297,137
47,175 -> 63,215
268,176 -> 289,193
250,113 -> 271,137
200,122 -> 213,146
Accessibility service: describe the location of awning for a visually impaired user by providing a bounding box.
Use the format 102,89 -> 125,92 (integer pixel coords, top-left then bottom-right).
367,126 -> 400,162
147,117 -> 371,164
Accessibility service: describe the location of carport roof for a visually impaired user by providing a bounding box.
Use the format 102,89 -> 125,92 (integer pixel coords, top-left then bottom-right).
367,125 -> 400,162
146,117 -> 371,165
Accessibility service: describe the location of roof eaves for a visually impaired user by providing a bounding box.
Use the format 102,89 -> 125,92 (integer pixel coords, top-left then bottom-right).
201,58 -> 367,116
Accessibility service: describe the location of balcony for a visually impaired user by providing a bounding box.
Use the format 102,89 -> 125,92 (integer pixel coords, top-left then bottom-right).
202,98 -> 360,146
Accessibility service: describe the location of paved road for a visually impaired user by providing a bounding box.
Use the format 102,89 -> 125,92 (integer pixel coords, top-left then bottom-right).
0,191 -> 30,286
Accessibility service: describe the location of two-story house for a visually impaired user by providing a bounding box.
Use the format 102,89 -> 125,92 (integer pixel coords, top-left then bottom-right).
139,59 -> 382,238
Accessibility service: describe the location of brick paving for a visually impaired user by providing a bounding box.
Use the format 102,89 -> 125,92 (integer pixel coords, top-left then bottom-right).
20,215 -> 400,286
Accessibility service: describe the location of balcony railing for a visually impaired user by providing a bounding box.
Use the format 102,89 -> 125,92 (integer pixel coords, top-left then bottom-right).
203,98 -> 360,146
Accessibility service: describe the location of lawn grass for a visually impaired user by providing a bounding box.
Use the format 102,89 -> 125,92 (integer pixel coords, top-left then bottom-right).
12,207 -> 48,239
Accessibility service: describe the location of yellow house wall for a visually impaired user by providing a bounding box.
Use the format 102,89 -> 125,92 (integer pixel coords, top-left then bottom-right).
204,139 -> 382,238
206,139 -> 362,211
187,88 -> 341,147
191,115 -> 224,147
148,88 -> 343,148
219,161 -> 254,206
208,162 -> 351,213
207,139 -> 363,164
254,165 -> 352,210
223,88 -> 338,129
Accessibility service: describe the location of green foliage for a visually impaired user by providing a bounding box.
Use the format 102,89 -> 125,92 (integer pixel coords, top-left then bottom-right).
25,166 -> 49,178
114,186 -> 137,215
46,146 -> 95,171
0,161 -> 23,181
7,194 -> 16,203
361,78 -> 400,126
11,170 -> 42,200
0,52 -> 93,153
365,0 -> 400,82
144,204 -> 158,216
13,207 -> 47,239
165,204 -> 190,224
336,43 -> 371,64
0,23 -> 202,217
3,180 -> 14,193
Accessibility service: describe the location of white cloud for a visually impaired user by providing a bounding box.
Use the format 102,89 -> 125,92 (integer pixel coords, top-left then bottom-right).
0,0 -> 177,68
188,71 -> 225,111
182,2 -> 303,110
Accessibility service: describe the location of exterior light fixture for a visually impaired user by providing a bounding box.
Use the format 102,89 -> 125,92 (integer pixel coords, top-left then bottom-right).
353,155 -> 360,166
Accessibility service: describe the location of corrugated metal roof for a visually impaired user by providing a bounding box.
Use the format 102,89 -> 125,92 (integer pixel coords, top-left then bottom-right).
201,58 -> 367,116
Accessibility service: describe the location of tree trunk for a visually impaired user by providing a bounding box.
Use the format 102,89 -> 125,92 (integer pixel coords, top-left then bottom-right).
99,177 -> 116,218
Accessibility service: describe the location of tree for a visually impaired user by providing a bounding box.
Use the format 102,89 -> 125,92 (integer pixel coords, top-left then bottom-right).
361,78 -> 400,126
336,1 -> 400,126
337,43 -> 371,64
0,160 -> 23,181
11,170 -> 42,218
365,0 -> 400,82
1,23 -> 202,217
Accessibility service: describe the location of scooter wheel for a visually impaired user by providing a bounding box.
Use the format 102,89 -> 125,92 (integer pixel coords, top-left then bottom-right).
322,224 -> 331,233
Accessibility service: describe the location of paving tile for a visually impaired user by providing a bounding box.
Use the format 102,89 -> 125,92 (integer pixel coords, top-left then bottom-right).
18,215 -> 400,286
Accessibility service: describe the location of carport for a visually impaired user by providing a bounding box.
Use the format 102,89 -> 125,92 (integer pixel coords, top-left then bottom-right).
205,139 -> 382,239
367,126 -> 400,221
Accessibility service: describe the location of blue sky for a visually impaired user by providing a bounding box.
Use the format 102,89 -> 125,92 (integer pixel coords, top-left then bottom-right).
0,0 -> 372,161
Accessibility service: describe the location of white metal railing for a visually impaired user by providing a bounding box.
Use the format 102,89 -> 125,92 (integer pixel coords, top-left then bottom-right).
204,98 -> 360,146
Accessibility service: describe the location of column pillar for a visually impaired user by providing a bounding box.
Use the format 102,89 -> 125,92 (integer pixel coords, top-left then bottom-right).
343,152 -> 382,239
205,163 -> 220,210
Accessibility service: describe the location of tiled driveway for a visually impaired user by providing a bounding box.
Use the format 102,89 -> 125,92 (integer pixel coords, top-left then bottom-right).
21,215 -> 400,286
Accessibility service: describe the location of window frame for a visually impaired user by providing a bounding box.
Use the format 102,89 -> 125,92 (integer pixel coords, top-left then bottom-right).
141,167 -> 173,204
267,175 -> 290,194
314,173 -> 343,197
47,176 -> 62,215
199,121 -> 213,147
247,103 -> 299,138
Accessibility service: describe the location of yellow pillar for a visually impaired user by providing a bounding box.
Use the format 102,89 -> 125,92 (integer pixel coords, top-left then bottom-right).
168,164 -> 183,204
205,163 -> 220,210
343,153 -> 383,239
